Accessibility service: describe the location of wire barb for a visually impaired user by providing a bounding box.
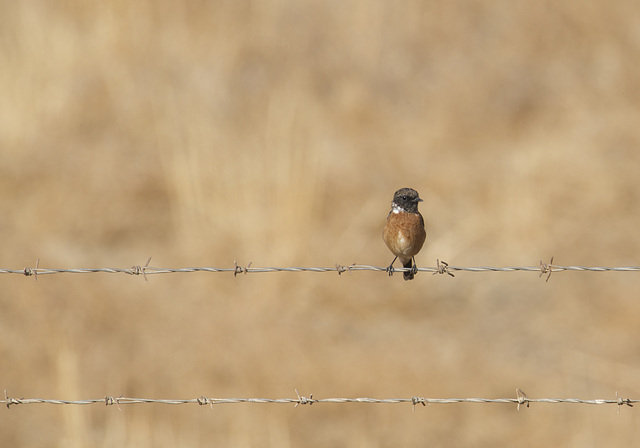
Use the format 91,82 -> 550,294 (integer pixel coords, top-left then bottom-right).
105,395 -> 122,410
335,263 -> 354,275
23,258 -> 40,281
234,261 -> 252,277
539,256 -> 554,282
516,388 -> 529,411
616,391 -> 633,414
295,389 -> 315,407
411,396 -> 427,411
196,396 -> 214,408
433,259 -> 455,277
5,390 -> 17,408
129,257 -> 152,281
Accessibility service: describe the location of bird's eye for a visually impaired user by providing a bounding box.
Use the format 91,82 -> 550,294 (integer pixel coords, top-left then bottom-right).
401,195 -> 408,201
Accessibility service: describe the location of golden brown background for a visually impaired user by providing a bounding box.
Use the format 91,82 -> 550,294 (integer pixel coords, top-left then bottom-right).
2,1 -> 640,446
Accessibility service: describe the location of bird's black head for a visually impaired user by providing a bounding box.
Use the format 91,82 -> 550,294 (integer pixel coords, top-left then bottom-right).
391,187 -> 423,213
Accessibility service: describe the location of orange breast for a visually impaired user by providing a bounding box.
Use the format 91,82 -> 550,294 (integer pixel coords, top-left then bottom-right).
383,211 -> 426,263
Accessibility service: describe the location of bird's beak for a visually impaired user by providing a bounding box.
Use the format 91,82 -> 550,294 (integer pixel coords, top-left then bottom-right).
415,197 -> 423,203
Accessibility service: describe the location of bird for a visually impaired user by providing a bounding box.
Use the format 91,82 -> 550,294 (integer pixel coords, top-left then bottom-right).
382,187 -> 426,280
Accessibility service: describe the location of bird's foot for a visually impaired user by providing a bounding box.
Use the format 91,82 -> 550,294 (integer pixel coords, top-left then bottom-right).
386,264 -> 395,277
386,256 -> 397,277
410,260 -> 418,277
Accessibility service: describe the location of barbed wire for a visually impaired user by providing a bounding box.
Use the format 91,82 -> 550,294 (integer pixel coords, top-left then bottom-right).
2,390 -> 635,412
1,257 -> 639,281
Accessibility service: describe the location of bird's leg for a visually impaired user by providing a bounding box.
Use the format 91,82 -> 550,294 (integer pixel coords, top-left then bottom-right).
386,256 -> 397,276
410,257 -> 419,277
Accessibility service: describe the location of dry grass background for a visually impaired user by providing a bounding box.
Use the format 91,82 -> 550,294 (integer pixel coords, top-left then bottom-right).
2,0 -> 640,446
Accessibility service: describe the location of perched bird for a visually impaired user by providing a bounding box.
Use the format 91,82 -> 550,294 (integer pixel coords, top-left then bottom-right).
382,188 -> 426,280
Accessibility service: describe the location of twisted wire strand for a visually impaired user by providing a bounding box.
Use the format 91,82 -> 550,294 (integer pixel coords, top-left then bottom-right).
2,392 -> 636,409
3,258 -> 640,279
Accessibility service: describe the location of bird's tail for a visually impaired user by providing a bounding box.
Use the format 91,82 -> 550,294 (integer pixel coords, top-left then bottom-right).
403,259 -> 415,281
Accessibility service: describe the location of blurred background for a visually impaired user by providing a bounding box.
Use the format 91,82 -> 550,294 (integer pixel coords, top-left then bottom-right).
2,0 -> 640,446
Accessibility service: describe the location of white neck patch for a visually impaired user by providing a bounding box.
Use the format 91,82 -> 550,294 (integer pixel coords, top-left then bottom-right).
391,203 -> 405,214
